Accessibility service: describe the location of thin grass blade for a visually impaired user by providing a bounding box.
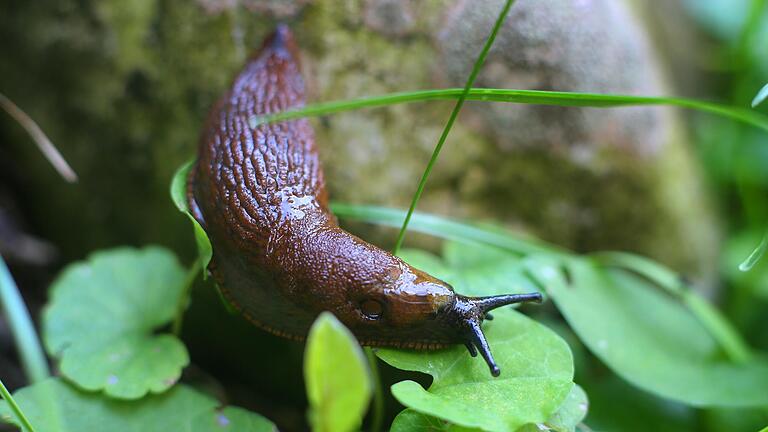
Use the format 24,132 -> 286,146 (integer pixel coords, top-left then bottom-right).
0,255 -> 49,383
0,93 -> 77,183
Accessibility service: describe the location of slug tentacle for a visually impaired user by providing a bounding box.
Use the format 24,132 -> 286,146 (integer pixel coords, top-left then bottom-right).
189,25 -> 544,377
446,292 -> 543,376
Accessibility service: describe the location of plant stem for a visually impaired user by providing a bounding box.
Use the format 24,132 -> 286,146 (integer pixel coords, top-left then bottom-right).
0,255 -> 49,383
0,92 -> 77,183
392,0 -> 516,254
172,258 -> 201,336
364,348 -> 384,432
0,378 -> 36,432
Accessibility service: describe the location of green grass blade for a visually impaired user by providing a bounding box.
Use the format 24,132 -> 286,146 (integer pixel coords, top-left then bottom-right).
739,232 -> 768,272
250,88 -> 768,133
0,378 -> 36,432
331,203 -> 559,256
391,0 -> 516,254
752,83 -> 768,108
0,255 -> 49,383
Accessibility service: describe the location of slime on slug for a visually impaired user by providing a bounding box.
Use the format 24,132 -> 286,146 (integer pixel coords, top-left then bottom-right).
187,24 -> 542,377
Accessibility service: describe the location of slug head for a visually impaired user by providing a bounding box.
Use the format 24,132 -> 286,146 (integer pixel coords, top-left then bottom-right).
341,254 -> 543,377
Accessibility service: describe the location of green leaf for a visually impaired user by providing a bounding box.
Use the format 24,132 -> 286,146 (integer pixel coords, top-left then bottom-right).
593,252 -> 751,363
739,232 -> 768,272
752,83 -> 768,108
518,384 -> 588,432
385,241 -> 572,431
0,378 -> 276,432
528,256 -> 768,407
581,376 -> 695,432
390,409 -> 479,432
0,378 -> 37,432
190,407 -> 276,432
304,312 -> 372,432
391,384 -> 588,432
336,204 -> 768,407
377,310 -> 574,432
43,246 -> 190,399
170,159 -> 213,271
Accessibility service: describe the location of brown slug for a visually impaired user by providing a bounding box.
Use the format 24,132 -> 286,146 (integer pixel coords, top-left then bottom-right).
187,25 -> 542,376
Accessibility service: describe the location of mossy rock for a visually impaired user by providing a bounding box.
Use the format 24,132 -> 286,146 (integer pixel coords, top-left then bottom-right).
0,0 -> 718,279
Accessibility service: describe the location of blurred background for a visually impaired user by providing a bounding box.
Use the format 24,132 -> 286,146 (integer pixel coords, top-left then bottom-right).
1,0 -> 767,430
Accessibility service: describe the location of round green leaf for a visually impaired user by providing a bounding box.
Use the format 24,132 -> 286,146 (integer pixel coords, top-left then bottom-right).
0,378 -> 276,432
377,310 -> 574,432
191,406 -> 276,432
529,256 -> 768,407
43,246 -> 190,399
304,312 -> 373,432
392,384 -> 588,432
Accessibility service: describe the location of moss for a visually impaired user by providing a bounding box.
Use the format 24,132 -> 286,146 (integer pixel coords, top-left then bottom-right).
0,0 -> 718,276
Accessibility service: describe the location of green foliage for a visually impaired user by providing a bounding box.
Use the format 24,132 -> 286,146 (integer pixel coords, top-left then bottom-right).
392,0 -> 515,255
532,384 -> 588,432
0,255 -> 49,383
740,232 -> 768,271
380,246 -> 574,432
170,159 -> 213,271
593,252 -> 751,362
43,247 -> 189,399
752,83 -> 768,108
336,205 -> 768,410
391,384 -> 588,432
529,255 -> 768,407
582,376 -> 695,432
0,378 -> 275,432
377,310 -> 573,432
190,407 -> 277,431
681,0 -> 754,40
250,88 -> 768,134
398,242 -> 541,298
304,312 -> 373,432
390,410 -> 477,432
0,378 -> 36,432
331,203 -> 556,256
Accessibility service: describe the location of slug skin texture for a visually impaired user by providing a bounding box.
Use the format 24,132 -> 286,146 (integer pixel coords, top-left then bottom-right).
188,25 -> 542,376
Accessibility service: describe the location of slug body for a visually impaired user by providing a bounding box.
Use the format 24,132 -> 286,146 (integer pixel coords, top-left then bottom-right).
188,26 -> 541,376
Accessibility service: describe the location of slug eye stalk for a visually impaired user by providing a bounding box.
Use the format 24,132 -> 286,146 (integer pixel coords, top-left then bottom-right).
451,292 -> 543,377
